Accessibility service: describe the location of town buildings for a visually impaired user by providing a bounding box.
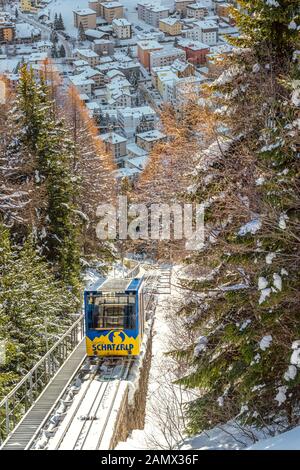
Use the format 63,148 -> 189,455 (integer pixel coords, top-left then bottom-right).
73,8 -> 97,30
137,39 -> 163,70
137,2 -> 169,28
159,17 -> 182,36
177,38 -> 210,65
0,17 -> 15,43
112,18 -> 132,39
149,46 -> 186,70
99,2 -> 124,24
175,0 -> 195,16
186,3 -> 210,19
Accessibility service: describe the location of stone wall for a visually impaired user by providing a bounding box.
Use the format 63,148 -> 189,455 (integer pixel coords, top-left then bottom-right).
109,322 -> 153,449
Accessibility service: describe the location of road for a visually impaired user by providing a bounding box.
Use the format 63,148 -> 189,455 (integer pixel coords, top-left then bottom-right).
17,11 -> 73,58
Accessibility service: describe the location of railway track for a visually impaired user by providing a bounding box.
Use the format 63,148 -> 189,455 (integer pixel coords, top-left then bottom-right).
2,266 -> 169,451
30,357 -> 133,450
156,268 -> 172,295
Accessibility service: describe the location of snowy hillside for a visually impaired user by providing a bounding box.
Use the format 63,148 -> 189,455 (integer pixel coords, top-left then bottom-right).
247,426 -> 300,450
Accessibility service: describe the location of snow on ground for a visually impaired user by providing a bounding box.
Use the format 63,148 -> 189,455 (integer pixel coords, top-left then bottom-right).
38,0 -> 174,38
180,422 -> 257,450
117,265 -> 193,450
247,426 -> 300,450
40,0 -> 89,37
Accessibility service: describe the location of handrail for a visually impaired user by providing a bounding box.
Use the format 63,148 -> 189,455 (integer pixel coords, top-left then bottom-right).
0,314 -> 84,407
0,314 -> 85,443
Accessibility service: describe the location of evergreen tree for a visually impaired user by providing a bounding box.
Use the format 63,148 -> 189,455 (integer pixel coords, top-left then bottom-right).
174,0 -> 300,435
51,42 -> 58,58
0,223 -> 77,395
59,44 -> 66,58
15,7 -> 18,19
57,13 -> 65,31
2,66 -> 82,291
53,12 -> 59,30
50,30 -> 58,44
78,22 -> 86,42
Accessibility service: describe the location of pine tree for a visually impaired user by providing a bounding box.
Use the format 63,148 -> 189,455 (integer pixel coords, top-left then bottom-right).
57,13 -> 65,31
174,0 -> 300,435
53,12 -> 59,30
59,44 -> 66,58
78,22 -> 86,42
0,223 -> 77,395
50,30 -> 58,44
51,42 -> 58,58
2,66 -> 82,291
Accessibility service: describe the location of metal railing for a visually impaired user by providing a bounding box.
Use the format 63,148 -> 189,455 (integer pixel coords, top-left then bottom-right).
0,314 -> 84,444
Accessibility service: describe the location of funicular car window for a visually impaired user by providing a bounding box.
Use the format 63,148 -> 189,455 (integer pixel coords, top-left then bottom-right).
89,293 -> 136,330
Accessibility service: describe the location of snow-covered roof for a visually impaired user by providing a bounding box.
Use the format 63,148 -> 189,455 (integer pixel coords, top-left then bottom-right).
106,69 -> 125,79
112,18 -> 131,27
127,143 -> 148,157
16,22 -> 40,39
178,38 -> 210,50
79,93 -> 90,101
137,40 -> 162,50
73,8 -> 96,16
79,66 -> 102,79
86,101 -> 100,111
159,17 -> 180,26
156,69 -> 178,83
126,155 -> 148,169
102,132 -> 127,144
194,20 -> 219,30
73,59 -> 89,67
85,29 -> 107,39
113,167 -> 140,179
187,2 -> 210,10
117,106 -> 156,118
102,2 -> 123,8
69,75 -> 95,86
28,52 -> 48,62
150,46 -> 185,59
74,48 -> 99,58
36,40 -> 52,48
136,130 -> 166,141
172,58 -> 192,72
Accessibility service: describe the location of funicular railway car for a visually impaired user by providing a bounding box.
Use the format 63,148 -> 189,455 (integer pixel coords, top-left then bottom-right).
84,277 -> 145,356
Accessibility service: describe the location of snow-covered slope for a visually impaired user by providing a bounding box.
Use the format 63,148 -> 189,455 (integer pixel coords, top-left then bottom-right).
247,426 -> 300,450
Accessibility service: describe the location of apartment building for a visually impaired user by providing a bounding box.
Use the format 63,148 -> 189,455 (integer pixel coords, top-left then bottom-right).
73,48 -> 100,66
175,0 -> 195,16
112,18 -> 132,39
150,46 -> 186,70
92,39 -> 114,56
137,2 -> 169,28
73,8 -> 97,30
184,19 -> 218,45
137,39 -> 163,70
177,39 -> 210,65
0,21 -> 15,43
136,130 -> 167,152
117,106 -> 157,138
186,3 -> 210,19
88,0 -> 102,16
99,2 -> 124,23
102,132 -> 127,161
20,0 -> 40,13
159,17 -> 182,36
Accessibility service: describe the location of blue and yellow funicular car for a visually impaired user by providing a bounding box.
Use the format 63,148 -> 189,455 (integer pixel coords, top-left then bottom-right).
84,277 -> 145,357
